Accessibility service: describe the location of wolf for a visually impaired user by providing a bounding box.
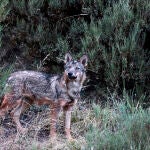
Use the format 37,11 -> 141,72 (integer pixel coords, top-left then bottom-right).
0,53 -> 88,140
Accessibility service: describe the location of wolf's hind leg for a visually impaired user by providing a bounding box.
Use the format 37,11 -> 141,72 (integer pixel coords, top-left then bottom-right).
10,99 -> 31,133
0,95 -> 11,119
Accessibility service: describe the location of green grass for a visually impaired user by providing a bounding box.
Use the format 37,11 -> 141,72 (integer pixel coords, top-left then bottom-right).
86,102 -> 150,150
0,66 -> 14,98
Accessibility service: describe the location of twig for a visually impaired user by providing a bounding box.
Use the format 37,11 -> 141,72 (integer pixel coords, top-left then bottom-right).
57,14 -> 88,23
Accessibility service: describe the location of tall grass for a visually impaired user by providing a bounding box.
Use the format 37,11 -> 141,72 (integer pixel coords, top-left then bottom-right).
86,97 -> 150,150
0,66 -> 13,99
0,92 -> 149,149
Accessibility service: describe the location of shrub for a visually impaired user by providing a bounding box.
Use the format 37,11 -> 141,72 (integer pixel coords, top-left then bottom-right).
86,100 -> 150,150
0,0 -> 149,103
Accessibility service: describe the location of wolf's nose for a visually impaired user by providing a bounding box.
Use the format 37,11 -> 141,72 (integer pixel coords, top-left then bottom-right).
68,72 -> 73,77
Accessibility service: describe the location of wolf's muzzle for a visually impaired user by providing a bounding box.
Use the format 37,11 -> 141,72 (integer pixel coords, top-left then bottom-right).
68,72 -> 77,79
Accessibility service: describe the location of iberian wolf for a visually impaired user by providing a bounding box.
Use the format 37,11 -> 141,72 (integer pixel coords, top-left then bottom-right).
0,53 -> 88,140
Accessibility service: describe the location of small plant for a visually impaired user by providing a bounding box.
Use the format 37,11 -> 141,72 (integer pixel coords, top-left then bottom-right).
0,66 -> 13,99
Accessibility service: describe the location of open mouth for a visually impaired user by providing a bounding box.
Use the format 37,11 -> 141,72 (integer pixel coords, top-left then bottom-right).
68,76 -> 77,80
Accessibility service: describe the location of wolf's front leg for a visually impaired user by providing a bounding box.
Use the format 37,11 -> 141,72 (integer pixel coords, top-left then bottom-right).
64,108 -> 73,140
50,103 -> 60,139
63,99 -> 77,140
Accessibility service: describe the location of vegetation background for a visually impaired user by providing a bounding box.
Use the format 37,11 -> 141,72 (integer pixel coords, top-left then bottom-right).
0,0 -> 149,149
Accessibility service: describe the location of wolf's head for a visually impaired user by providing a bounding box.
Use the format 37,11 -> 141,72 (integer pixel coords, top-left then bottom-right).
64,53 -> 88,82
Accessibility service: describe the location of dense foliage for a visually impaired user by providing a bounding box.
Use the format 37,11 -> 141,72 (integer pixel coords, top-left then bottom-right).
0,0 -> 149,106
0,0 -> 150,105
0,0 -> 150,149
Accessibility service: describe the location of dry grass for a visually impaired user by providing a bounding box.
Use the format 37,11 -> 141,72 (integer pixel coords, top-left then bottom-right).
0,103 -> 91,150
0,100 -> 149,150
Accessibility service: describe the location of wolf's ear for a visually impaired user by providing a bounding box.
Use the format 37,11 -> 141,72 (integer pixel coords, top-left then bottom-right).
80,55 -> 88,66
65,53 -> 72,63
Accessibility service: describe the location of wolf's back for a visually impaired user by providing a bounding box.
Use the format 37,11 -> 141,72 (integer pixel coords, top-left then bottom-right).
5,71 -> 57,100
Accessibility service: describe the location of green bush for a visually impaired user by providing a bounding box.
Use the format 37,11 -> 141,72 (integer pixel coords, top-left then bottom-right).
86,101 -> 150,150
0,0 -> 149,104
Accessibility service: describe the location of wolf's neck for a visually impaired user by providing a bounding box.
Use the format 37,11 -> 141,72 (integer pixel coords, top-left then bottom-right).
66,81 -> 81,100
62,76 -> 86,100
